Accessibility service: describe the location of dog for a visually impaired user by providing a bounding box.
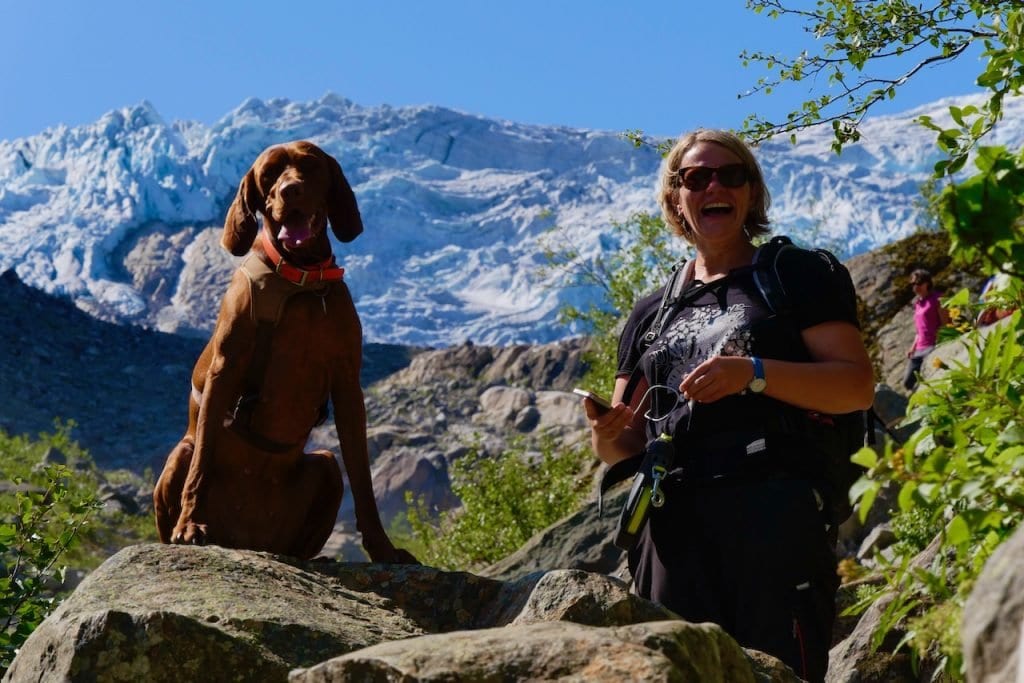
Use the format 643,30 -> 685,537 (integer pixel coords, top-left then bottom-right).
154,140 -> 415,563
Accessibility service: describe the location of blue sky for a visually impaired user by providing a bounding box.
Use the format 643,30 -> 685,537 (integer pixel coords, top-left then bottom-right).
1,0 -> 987,142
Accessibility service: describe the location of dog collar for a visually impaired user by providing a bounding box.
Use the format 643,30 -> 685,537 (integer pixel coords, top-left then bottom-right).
260,226 -> 345,286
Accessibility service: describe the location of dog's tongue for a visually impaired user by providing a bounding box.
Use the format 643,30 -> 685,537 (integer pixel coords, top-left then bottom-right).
278,220 -> 313,250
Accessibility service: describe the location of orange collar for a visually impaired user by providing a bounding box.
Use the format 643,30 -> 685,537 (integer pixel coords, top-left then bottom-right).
260,226 -> 345,286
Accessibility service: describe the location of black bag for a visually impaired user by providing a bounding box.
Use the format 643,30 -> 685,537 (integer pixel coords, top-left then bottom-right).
752,236 -> 869,524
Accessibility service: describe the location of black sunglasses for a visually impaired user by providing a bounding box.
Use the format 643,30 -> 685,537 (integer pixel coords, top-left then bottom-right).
674,164 -> 750,191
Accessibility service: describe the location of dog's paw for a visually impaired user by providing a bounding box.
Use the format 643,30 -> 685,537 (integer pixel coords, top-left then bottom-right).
171,521 -> 208,546
392,547 -> 420,565
364,535 -> 420,565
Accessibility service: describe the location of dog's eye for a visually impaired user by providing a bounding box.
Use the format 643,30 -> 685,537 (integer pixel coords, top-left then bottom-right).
260,163 -> 284,187
294,157 -> 322,176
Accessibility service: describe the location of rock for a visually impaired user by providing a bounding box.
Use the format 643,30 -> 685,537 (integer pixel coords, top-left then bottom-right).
962,522 -> 1024,683
5,544 -> 799,683
827,534 -> 946,682
368,448 -> 455,525
856,524 -> 897,562
534,389 -> 589,431
484,486 -> 628,581
513,405 -> 540,432
478,385 -> 532,424
98,482 -> 147,516
291,620 -> 799,683
826,592 -> 917,683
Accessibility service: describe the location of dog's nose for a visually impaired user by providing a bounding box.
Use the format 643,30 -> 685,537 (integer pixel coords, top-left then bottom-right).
279,180 -> 303,201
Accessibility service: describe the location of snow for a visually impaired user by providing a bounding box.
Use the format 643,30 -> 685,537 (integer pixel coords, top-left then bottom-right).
1,92 -> 1021,346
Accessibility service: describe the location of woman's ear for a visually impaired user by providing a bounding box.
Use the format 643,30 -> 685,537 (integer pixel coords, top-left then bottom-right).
325,154 -> 363,243
222,167 -> 262,256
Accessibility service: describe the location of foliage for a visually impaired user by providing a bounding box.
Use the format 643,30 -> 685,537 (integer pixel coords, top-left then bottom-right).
935,145 -> 1024,279
539,211 -> 686,392
735,3 -> 1024,673
0,425 -> 102,674
403,436 -> 591,571
849,308 -> 1024,675
740,1 -> 1024,156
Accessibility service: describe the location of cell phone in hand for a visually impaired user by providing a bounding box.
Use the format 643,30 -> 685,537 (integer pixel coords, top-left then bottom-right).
573,388 -> 612,415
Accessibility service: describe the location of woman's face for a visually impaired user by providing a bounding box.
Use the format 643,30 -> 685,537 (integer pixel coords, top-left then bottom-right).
674,141 -> 753,248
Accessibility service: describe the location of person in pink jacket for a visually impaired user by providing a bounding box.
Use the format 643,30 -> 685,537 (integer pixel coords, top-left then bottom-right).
902,268 -> 949,391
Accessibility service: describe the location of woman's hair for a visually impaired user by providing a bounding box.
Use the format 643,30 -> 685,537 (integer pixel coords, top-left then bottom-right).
910,268 -> 933,288
657,129 -> 771,243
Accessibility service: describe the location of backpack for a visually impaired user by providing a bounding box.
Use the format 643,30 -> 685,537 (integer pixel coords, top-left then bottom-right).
749,236 -> 870,524
614,235 -> 870,526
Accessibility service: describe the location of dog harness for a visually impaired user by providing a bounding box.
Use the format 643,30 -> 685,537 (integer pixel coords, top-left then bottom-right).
194,228 -> 344,453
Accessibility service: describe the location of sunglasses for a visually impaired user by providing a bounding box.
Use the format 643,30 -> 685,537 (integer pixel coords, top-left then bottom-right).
674,164 -> 750,191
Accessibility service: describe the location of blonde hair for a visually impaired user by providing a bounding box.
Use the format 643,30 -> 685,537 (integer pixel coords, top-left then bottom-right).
657,129 -> 771,243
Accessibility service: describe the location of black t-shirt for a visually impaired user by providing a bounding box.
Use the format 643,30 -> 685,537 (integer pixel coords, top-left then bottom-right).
616,247 -> 859,444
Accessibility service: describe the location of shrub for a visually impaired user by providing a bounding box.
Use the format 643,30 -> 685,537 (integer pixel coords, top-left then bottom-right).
849,307 -> 1024,676
403,436 -> 591,571
540,211 -> 685,391
0,426 -> 101,674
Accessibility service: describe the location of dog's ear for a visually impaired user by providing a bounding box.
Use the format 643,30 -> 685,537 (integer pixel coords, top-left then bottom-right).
324,153 -> 364,243
222,166 -> 262,256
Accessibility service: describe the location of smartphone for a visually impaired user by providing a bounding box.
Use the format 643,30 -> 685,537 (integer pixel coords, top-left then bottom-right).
573,388 -> 613,415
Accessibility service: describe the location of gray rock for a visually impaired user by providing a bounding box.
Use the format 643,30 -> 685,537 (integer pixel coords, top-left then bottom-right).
513,405 -> 540,432
963,522 -> 1024,683
856,524 -> 897,562
478,385 -> 532,424
535,389 -> 589,431
484,486 -> 628,582
369,448 -> 454,525
291,619 -> 799,683
6,544 -> 800,683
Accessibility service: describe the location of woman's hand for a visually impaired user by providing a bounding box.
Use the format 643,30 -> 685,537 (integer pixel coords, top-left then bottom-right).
678,355 -> 752,403
586,376 -> 648,466
583,398 -> 635,443
677,320 -> 874,413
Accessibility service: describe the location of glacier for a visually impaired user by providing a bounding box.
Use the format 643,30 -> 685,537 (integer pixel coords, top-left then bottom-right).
0,92 -> 1021,346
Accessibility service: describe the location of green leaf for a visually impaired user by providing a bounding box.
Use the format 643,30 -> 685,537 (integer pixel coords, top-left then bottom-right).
851,447 -> 878,469
897,481 -> 919,512
858,483 -> 880,524
946,515 -> 970,547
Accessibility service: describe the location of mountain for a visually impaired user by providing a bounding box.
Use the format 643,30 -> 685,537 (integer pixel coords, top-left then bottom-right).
1,93 -> 1021,346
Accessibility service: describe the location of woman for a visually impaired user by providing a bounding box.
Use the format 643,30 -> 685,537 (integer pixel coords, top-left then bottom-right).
903,268 -> 949,391
582,129 -> 874,682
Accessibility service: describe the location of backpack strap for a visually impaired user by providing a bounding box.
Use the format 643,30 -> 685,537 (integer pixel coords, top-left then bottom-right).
751,235 -> 795,316
642,259 -> 693,347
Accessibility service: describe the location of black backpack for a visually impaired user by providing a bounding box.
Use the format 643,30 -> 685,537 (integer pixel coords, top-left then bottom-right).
749,236 -> 871,524
618,235 -> 871,526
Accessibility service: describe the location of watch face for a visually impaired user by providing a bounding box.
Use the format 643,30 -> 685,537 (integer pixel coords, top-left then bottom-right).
748,377 -> 767,393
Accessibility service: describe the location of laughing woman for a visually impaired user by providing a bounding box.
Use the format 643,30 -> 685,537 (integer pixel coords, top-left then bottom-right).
582,129 -> 874,682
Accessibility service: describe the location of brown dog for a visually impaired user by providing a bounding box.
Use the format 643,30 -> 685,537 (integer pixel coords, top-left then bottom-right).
154,140 -> 414,562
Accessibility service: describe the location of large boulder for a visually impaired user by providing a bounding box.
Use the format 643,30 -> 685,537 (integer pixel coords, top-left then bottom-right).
5,544 -> 799,683
291,620 -> 784,682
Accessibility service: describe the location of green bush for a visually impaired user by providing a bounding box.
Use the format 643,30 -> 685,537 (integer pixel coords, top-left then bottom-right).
404,436 -> 590,571
849,306 -> 1024,676
0,425 -> 102,674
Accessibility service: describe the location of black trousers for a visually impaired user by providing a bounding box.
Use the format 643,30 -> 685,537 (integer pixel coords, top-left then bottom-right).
629,476 -> 838,683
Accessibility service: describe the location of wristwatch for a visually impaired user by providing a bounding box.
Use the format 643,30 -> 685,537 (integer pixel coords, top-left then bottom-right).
747,356 -> 767,393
